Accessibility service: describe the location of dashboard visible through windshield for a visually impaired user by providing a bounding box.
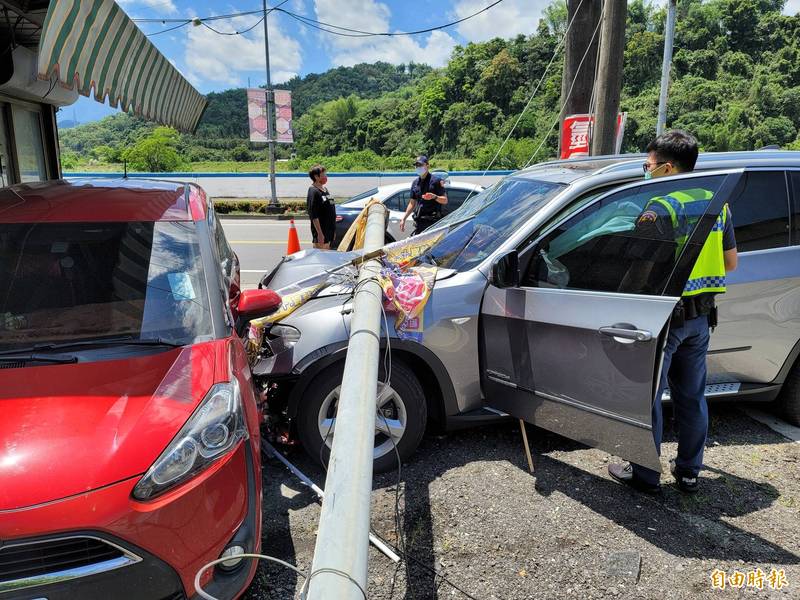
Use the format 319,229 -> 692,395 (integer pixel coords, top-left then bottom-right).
0,220 -> 213,351
425,178 -> 565,272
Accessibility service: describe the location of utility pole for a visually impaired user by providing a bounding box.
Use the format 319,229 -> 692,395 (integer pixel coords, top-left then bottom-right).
591,0 -> 627,156
559,0 -> 601,153
657,0 -> 677,136
262,0 -> 278,207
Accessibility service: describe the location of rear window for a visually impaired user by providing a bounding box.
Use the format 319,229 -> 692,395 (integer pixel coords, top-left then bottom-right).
0,221 -> 213,350
341,188 -> 379,206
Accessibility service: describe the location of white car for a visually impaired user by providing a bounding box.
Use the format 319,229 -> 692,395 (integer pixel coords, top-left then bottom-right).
335,178 -> 484,244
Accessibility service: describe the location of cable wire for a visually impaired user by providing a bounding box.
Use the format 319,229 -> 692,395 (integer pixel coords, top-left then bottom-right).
136,0 -> 505,38
458,0 -> 586,209
274,0 -> 506,38
523,8 -> 604,168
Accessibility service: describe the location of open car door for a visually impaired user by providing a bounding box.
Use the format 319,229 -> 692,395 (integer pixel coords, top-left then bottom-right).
481,170 -> 746,471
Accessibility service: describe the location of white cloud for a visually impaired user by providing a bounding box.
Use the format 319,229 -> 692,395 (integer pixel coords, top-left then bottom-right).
453,0 -> 550,43
117,0 -> 178,15
785,0 -> 800,15
183,12 -> 302,86
313,0 -> 458,68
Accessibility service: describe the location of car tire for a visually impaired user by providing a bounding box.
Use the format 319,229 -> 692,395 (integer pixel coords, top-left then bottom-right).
777,360 -> 800,426
296,359 -> 427,474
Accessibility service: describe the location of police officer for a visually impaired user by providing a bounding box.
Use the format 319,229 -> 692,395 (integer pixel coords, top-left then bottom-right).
608,130 -> 738,495
400,155 -> 448,235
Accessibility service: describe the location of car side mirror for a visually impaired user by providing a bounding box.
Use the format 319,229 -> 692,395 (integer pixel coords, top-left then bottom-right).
237,289 -> 282,321
491,250 -> 520,289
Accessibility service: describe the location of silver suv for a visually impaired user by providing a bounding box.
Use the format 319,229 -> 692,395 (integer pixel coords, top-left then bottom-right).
255,151 -> 800,473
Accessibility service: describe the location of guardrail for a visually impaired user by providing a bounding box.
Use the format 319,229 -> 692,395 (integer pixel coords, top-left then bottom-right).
64,169 -> 515,178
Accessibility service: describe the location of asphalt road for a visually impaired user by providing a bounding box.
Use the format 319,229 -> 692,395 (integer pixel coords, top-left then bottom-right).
222,219 -> 311,289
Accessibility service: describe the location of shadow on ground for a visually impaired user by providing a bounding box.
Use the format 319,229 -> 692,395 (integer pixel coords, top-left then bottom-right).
246,405 -> 799,599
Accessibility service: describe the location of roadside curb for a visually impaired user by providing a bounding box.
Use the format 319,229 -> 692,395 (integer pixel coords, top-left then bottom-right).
217,214 -> 309,221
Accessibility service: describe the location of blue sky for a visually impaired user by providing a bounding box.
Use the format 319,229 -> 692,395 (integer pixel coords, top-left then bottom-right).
63,0 -> 800,125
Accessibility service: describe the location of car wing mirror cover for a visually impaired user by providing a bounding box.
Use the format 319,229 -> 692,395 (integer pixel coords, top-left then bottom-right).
237,289 -> 282,320
491,250 -> 520,289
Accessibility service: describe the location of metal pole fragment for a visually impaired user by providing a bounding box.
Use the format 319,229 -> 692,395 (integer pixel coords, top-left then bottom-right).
262,0 -> 278,206
657,0 -> 677,136
306,202 -> 388,600
262,442 -> 400,563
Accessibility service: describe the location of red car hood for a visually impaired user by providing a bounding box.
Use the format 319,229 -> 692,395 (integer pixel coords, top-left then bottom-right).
0,341 -> 228,510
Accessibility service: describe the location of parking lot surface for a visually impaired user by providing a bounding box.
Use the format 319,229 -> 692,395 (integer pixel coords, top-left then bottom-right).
246,405 -> 799,599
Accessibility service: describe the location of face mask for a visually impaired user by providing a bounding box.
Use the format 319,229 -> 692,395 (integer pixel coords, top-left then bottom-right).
644,170 -> 653,180
415,166 -> 427,176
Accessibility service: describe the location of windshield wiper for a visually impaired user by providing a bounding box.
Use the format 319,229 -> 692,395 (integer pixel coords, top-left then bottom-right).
0,336 -> 182,356
0,353 -> 77,364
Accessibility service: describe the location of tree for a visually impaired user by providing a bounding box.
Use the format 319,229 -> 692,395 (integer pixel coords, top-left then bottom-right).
123,127 -> 182,172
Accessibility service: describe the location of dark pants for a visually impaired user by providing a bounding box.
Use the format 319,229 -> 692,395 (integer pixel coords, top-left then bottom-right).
632,315 -> 710,485
413,216 -> 440,236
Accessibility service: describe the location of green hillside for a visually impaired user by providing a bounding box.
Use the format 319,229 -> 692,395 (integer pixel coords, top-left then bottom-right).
60,0 -> 800,172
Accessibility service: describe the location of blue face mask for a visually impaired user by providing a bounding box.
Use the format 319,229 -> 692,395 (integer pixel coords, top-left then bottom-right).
415,166 -> 426,176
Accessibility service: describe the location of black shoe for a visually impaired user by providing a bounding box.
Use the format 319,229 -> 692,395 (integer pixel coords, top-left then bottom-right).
669,460 -> 699,494
608,462 -> 661,495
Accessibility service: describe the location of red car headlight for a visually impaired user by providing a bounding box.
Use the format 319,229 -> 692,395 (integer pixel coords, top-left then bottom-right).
132,380 -> 248,501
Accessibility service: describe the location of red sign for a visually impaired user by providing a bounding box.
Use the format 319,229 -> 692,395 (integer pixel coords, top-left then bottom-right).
560,113 -> 627,159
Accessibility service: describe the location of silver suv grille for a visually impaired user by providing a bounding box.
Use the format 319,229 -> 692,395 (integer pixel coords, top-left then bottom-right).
0,535 -> 141,593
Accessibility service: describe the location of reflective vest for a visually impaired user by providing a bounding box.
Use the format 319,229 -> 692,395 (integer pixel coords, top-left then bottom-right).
646,189 -> 727,297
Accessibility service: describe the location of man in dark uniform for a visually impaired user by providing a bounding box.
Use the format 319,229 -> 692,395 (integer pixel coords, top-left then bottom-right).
400,155 -> 448,235
608,130 -> 738,495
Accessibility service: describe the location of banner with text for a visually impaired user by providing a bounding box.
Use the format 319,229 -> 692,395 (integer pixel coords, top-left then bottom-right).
560,113 -> 627,159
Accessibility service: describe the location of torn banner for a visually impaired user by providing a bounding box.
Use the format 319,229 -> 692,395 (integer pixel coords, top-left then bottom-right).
378,263 -> 437,342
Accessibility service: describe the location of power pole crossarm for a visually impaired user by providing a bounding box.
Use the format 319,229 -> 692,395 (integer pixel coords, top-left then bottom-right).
657,0 -> 678,136
591,0 -> 627,157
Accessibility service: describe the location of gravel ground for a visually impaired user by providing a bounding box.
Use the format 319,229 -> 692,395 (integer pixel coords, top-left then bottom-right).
244,404 -> 799,599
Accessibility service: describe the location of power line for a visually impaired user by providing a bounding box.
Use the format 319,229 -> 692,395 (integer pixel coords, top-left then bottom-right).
273,0 -> 508,38
136,0 -> 507,39
523,12 -> 604,168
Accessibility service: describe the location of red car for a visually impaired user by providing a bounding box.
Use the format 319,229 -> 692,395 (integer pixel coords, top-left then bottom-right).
0,179 -> 279,599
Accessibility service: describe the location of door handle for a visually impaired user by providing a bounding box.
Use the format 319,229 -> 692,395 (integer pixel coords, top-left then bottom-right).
599,326 -> 653,342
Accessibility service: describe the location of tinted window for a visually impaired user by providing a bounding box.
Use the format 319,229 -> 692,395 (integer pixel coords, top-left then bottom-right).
12,107 -> 47,183
0,221 -> 213,350
385,191 -> 410,212
522,175 -> 727,295
341,187 -> 379,205
790,171 -> 800,244
443,188 -> 474,215
727,171 -> 789,252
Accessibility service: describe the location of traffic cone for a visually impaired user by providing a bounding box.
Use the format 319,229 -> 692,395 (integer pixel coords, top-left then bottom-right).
287,219 -> 301,255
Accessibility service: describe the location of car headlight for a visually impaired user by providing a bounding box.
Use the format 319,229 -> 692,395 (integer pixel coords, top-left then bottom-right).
268,324 -> 301,344
132,380 -> 248,501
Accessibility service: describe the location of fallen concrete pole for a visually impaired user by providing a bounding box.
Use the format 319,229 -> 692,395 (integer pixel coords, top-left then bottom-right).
306,202 -> 388,599
261,441 -> 400,563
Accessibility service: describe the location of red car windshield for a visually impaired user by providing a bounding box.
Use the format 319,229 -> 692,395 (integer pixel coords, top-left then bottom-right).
0,221 -> 213,350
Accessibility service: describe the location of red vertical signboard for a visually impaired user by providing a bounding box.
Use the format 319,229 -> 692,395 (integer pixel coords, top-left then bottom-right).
560,113 -> 627,159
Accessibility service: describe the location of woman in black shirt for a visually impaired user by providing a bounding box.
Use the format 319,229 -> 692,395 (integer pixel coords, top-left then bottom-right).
306,164 -> 336,249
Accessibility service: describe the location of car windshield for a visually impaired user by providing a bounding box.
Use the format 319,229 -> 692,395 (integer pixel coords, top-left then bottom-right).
0,221 -> 213,351
340,187 -> 379,205
425,177 -> 565,271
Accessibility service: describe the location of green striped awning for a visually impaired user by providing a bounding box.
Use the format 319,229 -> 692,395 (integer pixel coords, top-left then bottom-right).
37,0 -> 206,133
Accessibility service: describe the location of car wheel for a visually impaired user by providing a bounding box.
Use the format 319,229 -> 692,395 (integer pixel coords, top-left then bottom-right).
777,360 -> 800,426
296,360 -> 427,473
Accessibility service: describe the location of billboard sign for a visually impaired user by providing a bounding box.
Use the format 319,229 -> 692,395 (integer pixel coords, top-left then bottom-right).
560,113 -> 627,159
